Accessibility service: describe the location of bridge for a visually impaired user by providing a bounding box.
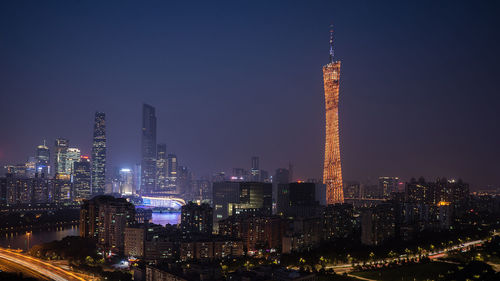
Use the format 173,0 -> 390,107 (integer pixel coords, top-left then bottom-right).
141,196 -> 186,210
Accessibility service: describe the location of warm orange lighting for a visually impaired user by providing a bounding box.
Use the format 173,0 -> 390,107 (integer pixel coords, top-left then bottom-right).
323,60 -> 344,205
437,201 -> 451,206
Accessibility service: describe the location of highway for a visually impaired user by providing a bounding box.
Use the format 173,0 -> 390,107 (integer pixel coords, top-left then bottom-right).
327,237 -> 488,274
0,248 -> 86,281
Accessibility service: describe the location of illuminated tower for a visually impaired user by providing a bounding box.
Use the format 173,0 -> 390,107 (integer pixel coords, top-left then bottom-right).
54,138 -> 69,177
141,104 -> 157,194
323,26 -> 344,204
91,112 -> 106,194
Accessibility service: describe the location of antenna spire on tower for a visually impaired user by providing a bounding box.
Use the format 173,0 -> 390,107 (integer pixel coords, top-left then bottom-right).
329,24 -> 334,62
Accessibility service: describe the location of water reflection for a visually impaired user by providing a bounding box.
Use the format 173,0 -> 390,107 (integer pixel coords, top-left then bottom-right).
0,212 -> 180,250
0,226 -> 79,250
151,212 -> 181,226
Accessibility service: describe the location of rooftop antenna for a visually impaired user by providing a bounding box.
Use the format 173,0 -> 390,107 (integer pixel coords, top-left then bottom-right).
329,24 -> 334,63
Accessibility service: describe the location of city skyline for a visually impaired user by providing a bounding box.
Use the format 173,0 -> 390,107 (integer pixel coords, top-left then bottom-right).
0,1 -> 499,189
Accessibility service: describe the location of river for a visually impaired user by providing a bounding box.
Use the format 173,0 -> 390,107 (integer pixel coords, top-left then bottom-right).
0,212 -> 181,250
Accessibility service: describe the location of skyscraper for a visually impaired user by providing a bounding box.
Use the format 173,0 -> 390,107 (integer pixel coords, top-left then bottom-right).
74,156 -> 91,200
250,156 -> 260,181
156,144 -> 167,190
35,141 -> 50,176
91,112 -> 106,194
66,147 -> 81,175
141,104 -> 157,194
167,154 -> 177,191
54,138 -> 69,177
322,26 -> 344,204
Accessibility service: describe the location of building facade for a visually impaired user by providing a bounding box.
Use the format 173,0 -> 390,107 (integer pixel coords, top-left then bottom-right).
91,112 -> 106,194
322,26 -> 344,205
80,195 -> 135,253
141,104 -> 157,194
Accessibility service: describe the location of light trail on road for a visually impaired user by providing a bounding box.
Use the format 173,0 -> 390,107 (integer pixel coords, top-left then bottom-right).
0,248 -> 86,281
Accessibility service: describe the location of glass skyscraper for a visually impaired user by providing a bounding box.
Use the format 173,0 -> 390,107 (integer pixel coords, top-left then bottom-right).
35,140 -> 50,176
91,112 -> 106,194
141,104 -> 157,194
54,138 -> 69,177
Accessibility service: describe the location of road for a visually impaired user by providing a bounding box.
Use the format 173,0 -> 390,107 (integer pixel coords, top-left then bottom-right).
0,248 -> 86,281
327,237 -> 488,274
0,255 -> 52,280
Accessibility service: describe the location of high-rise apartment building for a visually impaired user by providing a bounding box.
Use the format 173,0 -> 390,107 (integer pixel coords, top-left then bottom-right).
91,112 -> 106,194
180,202 -> 213,236
80,195 -> 135,253
322,26 -> 344,204
141,104 -> 157,194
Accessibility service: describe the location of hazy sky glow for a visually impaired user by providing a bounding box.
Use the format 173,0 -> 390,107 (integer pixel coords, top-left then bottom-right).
0,0 -> 499,188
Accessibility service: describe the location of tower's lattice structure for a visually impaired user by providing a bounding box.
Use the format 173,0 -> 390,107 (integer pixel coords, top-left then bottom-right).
323,26 -> 344,204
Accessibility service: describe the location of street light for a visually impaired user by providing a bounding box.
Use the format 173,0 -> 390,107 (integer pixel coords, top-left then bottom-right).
26,231 -> 31,251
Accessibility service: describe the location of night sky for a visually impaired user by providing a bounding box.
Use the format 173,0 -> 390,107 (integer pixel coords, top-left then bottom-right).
1,0 -> 499,188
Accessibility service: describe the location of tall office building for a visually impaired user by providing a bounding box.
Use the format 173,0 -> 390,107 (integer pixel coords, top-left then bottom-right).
91,112 -> 106,194
250,156 -> 260,181
54,138 -> 69,177
322,26 -> 344,204
65,147 -> 81,176
167,154 -> 178,190
156,144 -> 167,190
141,104 -> 157,194
74,156 -> 91,200
35,141 -> 50,176
277,182 -> 319,218
212,181 -> 272,225
119,168 -> 133,195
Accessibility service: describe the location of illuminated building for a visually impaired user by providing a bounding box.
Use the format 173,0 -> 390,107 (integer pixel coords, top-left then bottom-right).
322,26 -> 344,204
343,181 -> 361,199
156,144 -> 167,190
361,203 -> 396,245
74,156 -> 91,200
119,168 -> 133,195
80,195 -> 135,253
25,157 -> 37,178
35,140 -> 50,176
250,156 -> 260,181
323,203 -> 356,240
277,182 -> 319,218
379,176 -> 400,198
231,168 -> 247,181
54,138 -> 69,177
218,214 -> 285,252
181,202 -> 213,235
65,148 -> 81,175
141,103 -> 157,194
212,181 -> 272,229
167,154 -> 177,191
91,112 -> 106,194
53,178 -> 72,201
4,164 -> 27,178
5,174 -> 51,204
